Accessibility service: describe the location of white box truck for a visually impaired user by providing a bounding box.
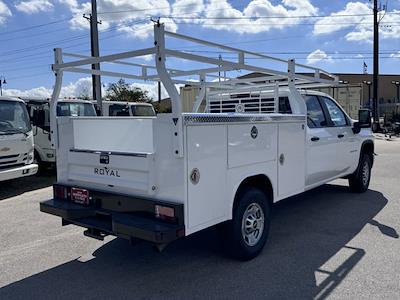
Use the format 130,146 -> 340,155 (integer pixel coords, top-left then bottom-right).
0,97 -> 38,181
97,101 -> 156,117
40,25 -> 374,260
24,98 -> 97,171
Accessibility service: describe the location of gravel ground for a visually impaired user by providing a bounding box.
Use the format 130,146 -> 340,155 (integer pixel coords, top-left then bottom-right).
0,139 -> 399,300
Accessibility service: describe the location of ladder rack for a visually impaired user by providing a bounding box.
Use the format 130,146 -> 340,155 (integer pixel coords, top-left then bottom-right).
49,23 -> 339,157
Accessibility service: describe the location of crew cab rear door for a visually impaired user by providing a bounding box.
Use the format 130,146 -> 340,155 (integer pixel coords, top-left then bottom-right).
319,96 -> 358,174
304,95 -> 338,187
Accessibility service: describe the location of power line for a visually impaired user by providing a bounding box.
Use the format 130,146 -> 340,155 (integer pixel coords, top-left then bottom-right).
177,50 -> 400,55
166,14 -> 376,20
0,26 -> 71,43
6,71 -> 52,81
0,18 -> 72,36
0,19 -> 148,59
164,20 -> 400,26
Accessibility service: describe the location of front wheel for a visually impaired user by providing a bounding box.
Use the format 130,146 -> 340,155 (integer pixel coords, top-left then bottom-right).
222,187 -> 271,261
348,154 -> 372,193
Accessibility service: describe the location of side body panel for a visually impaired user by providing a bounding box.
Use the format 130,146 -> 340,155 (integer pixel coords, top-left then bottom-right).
184,116 -> 306,235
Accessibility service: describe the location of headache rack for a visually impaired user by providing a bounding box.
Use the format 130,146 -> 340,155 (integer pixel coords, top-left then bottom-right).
49,22 -> 338,157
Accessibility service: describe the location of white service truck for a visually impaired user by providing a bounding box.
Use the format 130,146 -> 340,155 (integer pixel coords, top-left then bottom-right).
97,101 -> 156,117
40,25 -> 374,260
0,97 -> 38,181
24,98 -> 97,170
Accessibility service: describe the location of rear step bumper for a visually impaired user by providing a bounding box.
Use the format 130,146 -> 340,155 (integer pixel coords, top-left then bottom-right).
40,199 -> 184,244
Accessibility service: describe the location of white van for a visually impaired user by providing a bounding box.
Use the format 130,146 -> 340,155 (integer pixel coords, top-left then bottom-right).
0,97 -> 38,181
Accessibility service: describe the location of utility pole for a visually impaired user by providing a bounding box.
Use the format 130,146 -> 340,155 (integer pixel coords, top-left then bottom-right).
84,0 -> 102,113
373,0 -> 379,129
158,81 -> 161,102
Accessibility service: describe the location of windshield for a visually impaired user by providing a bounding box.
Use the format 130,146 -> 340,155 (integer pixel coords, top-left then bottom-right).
131,105 -> 156,116
0,100 -> 31,134
57,102 -> 97,117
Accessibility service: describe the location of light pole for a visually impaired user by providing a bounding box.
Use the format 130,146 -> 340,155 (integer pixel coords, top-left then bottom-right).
0,76 -> 6,96
391,80 -> 400,116
363,80 -> 372,109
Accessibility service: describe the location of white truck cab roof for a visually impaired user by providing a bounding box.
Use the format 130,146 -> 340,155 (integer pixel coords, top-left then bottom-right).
96,101 -> 153,106
21,97 -> 92,104
0,96 -> 25,103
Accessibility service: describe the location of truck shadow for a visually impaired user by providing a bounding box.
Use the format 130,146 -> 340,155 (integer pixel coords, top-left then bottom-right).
0,183 -> 394,299
0,175 -> 55,201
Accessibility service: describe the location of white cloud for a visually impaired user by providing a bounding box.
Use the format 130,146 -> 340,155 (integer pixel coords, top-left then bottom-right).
202,0 -> 318,34
4,87 -> 53,98
313,2 -> 400,43
390,51 -> 400,58
3,78 -> 168,101
59,0 -> 318,36
15,0 -> 54,14
313,2 -> 370,36
172,0 -> 205,23
0,1 -> 12,24
117,21 -> 177,39
4,78 -> 98,99
59,0 -> 176,39
306,49 -> 332,64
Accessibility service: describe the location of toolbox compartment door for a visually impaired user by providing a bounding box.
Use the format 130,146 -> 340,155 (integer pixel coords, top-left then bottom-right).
186,125 -> 227,231
277,122 -> 306,198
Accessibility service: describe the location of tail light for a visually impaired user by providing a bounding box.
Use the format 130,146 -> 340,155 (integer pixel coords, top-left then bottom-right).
155,205 -> 176,222
53,185 -> 69,200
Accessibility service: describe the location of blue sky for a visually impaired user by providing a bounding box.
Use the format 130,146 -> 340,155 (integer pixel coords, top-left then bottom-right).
0,0 -> 400,98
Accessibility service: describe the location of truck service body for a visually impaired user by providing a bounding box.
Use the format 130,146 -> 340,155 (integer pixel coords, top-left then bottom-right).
0,97 -> 38,182
40,25 -> 374,260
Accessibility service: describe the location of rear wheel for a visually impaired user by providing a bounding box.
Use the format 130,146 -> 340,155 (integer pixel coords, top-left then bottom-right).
222,187 -> 270,261
348,154 -> 372,193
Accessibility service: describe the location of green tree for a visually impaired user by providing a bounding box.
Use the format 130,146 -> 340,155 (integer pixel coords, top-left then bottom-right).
106,79 -> 152,102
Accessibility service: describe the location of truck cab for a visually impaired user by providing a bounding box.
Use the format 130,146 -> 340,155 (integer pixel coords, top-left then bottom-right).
25,98 -> 96,170
98,101 -> 156,117
0,97 -> 38,181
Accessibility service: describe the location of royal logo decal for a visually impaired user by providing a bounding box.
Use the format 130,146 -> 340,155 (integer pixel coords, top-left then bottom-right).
94,167 -> 121,177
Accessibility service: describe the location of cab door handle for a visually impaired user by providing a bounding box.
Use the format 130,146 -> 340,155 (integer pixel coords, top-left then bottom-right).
338,134 -> 344,139
311,136 -> 320,142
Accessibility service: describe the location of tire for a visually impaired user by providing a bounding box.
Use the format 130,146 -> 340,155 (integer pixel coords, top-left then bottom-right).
222,187 -> 271,261
348,154 -> 372,193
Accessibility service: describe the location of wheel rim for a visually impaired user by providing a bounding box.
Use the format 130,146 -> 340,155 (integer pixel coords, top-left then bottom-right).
362,160 -> 370,187
241,203 -> 265,247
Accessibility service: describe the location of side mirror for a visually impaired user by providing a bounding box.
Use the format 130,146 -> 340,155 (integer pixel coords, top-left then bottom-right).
358,109 -> 372,128
31,110 -> 46,127
353,109 -> 371,134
